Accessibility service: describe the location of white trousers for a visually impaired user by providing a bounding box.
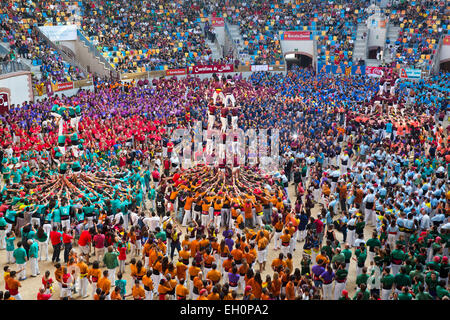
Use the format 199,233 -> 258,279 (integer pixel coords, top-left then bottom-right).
30,257 -> 40,276
334,281 -> 346,300
231,116 -> 238,129
207,114 -> 216,130
323,282 -> 334,300
224,94 -> 236,107
0,229 -> 5,249
79,276 -> 88,297
182,209 -> 191,227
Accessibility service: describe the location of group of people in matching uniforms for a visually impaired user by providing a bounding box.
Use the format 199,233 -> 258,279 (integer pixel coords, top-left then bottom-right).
0,63 -> 448,300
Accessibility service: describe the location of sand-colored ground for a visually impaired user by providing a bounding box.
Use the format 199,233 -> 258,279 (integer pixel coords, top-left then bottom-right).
0,182 -> 376,300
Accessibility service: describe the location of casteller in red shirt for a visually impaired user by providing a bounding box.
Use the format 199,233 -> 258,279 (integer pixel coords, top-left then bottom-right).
50,231 -> 62,246
37,291 -> 52,300
78,230 -> 92,247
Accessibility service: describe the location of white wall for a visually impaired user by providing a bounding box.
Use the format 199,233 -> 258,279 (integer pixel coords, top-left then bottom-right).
58,40 -> 76,53
214,26 -> 226,47
280,40 -> 314,57
440,43 -> 450,63
367,13 -> 387,50
0,71 -> 33,106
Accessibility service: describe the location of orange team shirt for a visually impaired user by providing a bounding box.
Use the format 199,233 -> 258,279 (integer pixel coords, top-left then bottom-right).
88,268 -> 102,283
132,285 -> 145,299
286,281 -> 296,300
158,283 -> 172,295
181,239 -> 191,250
207,269 -> 221,284
271,278 -> 282,297
218,245 -> 230,258
222,258 -> 233,273
190,240 -> 200,257
244,252 -> 256,265
280,233 -> 291,246
238,264 -> 248,276
235,215 -> 244,228
285,258 -> 293,272
244,203 -> 253,219
258,237 -> 269,250
176,284 -> 189,298
184,197 -> 194,210
193,277 -> 204,292
199,239 -> 210,251
176,262 -> 188,281
247,278 -> 262,299
142,275 -> 154,291
272,258 -> 286,270
231,248 -> 243,262
97,277 -> 111,294
188,266 -> 201,279
207,292 -> 220,300
203,253 -> 215,266
111,290 -> 122,300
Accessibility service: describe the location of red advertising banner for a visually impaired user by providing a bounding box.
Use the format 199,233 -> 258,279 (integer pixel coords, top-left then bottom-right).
444,35 -> 450,46
166,68 -> 186,76
211,17 -> 225,27
282,31 -> 310,41
53,81 -> 74,92
189,64 -> 234,74
0,92 -> 8,114
365,66 -> 392,77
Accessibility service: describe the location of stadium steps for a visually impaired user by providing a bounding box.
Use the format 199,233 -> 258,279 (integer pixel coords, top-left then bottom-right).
384,24 -> 401,64
0,41 -> 42,79
227,24 -> 252,64
353,23 -> 368,63
206,38 -> 222,61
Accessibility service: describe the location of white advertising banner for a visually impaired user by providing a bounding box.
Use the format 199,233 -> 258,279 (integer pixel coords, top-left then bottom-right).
250,65 -> 269,72
39,25 -> 78,41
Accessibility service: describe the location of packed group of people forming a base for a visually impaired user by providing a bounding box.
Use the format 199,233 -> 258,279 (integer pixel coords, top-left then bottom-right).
0,65 -> 449,300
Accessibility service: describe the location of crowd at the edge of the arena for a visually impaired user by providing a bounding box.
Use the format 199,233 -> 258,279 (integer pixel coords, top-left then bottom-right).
1,0 -> 448,78
0,62 -> 448,300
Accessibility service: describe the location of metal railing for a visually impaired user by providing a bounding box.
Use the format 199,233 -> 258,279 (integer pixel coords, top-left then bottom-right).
224,21 -> 239,60
76,30 -> 119,77
36,26 -> 89,77
0,60 -> 30,75
430,34 -> 443,76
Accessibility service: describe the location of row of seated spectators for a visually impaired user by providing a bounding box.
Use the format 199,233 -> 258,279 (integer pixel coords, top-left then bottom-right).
382,1 -> 449,71
212,0 -> 372,66
0,1 -> 85,83
79,0 -> 216,73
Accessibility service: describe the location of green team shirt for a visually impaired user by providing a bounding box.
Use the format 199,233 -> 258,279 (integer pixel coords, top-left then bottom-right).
58,135 -> 66,144
356,273 -> 369,286
366,237 -> 381,252
355,249 -> 367,267
394,273 -> 411,288
335,269 -> 348,281
391,249 -> 406,262
398,292 -> 413,300
381,274 -> 395,289
342,249 -> 352,263
415,291 -> 434,300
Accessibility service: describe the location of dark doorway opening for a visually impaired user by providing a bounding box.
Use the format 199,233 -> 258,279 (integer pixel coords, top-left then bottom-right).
440,61 -> 450,73
286,53 -> 312,70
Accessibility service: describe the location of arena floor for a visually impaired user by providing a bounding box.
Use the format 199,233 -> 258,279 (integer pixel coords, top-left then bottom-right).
0,183 -> 375,300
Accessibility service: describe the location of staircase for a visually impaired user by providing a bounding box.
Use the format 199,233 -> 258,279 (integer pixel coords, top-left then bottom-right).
226,24 -> 252,65
352,23 -> 369,64
384,24 -> 401,64
0,42 -> 41,79
76,30 -> 118,79
206,38 -> 222,60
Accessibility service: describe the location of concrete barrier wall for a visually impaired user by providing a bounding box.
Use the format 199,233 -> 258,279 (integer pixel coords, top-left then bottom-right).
0,71 -> 33,106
